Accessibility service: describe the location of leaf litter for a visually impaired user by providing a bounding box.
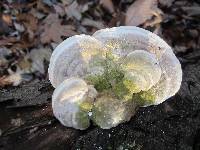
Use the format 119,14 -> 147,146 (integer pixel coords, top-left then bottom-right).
0,0 -> 199,95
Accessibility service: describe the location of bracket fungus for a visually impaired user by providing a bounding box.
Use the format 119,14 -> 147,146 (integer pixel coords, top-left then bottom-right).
48,26 -> 182,130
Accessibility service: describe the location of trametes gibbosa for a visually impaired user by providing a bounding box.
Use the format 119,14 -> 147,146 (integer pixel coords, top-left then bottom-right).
48,26 -> 182,130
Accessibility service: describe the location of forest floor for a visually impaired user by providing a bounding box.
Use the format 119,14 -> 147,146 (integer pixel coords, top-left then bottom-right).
0,0 -> 200,150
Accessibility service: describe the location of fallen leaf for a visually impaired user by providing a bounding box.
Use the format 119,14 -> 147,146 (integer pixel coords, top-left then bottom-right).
65,1 -> 82,20
37,0 -> 52,13
42,0 -> 57,6
28,47 -> 52,74
65,0 -> 90,21
17,13 -> 38,40
40,14 -> 77,43
17,57 -> 32,71
17,13 -> 38,32
30,8 -> 46,19
100,0 -> 115,14
0,37 -> 18,47
0,73 -> 22,86
159,0 -> 174,7
0,47 -> 10,67
181,6 -> 200,16
82,18 -> 105,29
2,14 -> 12,26
143,9 -> 163,27
53,3 -> 65,17
0,18 -> 12,34
0,76 -> 12,87
125,0 -> 160,26
14,22 -> 25,32
174,45 -> 188,53
10,33 -> 36,50
61,0 -> 73,5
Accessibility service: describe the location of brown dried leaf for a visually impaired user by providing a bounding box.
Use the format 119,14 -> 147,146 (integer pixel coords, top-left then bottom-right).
181,6 -> 200,16
28,47 -> 52,74
0,73 -> 22,87
100,0 -> 115,14
0,47 -> 10,67
82,18 -> 105,29
17,13 -> 38,32
0,76 -> 12,87
40,14 -> 77,44
2,14 -> 12,26
0,18 -> 11,34
159,0 -> 174,7
10,33 -> 36,50
53,3 -> 65,17
65,1 -> 82,20
65,1 -> 90,21
125,0 -> 159,26
0,37 -> 18,47
30,8 -> 46,19
37,0 -> 52,13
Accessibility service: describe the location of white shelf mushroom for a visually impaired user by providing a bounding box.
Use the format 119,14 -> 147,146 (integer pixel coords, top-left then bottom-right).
49,26 -> 182,129
52,78 -> 97,130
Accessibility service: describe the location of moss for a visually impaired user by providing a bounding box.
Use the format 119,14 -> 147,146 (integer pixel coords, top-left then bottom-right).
75,100 -> 95,129
91,99 -> 107,128
113,81 -> 131,100
86,75 -> 111,92
79,101 -> 93,112
123,79 -> 140,94
113,77 -> 141,101
133,90 -> 156,106
85,52 -> 125,95
86,52 -> 155,103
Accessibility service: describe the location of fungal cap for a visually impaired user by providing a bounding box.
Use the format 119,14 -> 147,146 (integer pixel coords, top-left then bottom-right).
52,77 -> 97,130
92,94 -> 136,129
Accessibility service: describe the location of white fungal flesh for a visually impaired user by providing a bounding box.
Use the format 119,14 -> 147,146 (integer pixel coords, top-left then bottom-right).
122,50 -> 162,92
93,26 -> 182,104
92,95 -> 135,129
48,35 -> 105,88
49,26 -> 182,130
52,78 -> 97,130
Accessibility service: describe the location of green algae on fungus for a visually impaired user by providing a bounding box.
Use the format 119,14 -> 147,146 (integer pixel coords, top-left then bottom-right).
91,94 -> 136,129
133,90 -> 156,106
113,79 -> 138,101
86,52 -> 157,102
85,75 -> 111,92
79,101 -> 93,112
75,110 -> 91,129
85,52 -> 126,95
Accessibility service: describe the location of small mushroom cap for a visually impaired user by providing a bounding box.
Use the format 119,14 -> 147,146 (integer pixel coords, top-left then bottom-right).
93,26 -> 182,104
48,35 -> 105,88
52,78 -> 97,130
122,50 -> 162,93
92,94 -> 136,129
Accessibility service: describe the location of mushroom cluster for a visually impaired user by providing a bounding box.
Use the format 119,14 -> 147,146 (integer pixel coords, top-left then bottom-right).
48,26 -> 182,130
